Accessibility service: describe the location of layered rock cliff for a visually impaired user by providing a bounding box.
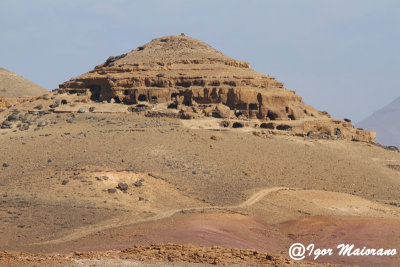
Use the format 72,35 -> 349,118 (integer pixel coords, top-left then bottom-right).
59,35 -> 375,142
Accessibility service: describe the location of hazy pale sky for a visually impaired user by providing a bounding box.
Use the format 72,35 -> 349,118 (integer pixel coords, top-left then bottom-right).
1,0 -> 399,122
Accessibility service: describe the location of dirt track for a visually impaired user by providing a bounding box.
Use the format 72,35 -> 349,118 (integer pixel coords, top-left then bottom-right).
1,98 -> 400,266
33,187 -> 287,245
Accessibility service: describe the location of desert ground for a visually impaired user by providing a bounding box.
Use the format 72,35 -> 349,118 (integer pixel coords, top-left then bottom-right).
0,91 -> 399,266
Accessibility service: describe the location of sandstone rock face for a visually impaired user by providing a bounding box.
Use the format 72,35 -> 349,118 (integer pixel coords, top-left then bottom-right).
0,96 -> 38,110
59,35 -> 375,142
59,35 -> 309,120
215,103 -> 231,118
0,97 -> 9,109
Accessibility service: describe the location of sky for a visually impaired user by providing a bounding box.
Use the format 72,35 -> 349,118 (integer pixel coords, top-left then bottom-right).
1,0 -> 399,122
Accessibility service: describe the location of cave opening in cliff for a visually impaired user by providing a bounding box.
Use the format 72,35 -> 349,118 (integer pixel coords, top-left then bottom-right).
88,85 -> 101,101
260,123 -> 275,129
150,81 -> 163,88
151,96 -> 158,103
113,96 -> 121,103
183,91 -> 193,106
193,79 -> 205,86
210,81 -> 220,86
168,103 -> 178,109
277,124 -> 292,131
138,94 -> 147,101
249,103 -> 258,110
226,89 -> 236,109
232,122 -> 244,128
123,98 -> 136,105
267,110 -> 278,120
193,96 -> 211,104
176,81 -> 191,88
288,114 -> 295,120
210,88 -> 218,101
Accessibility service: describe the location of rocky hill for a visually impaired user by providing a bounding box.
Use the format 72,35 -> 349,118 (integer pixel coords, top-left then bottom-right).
59,35 -> 375,143
0,68 -> 47,98
1,35 -> 398,267
357,96 -> 400,148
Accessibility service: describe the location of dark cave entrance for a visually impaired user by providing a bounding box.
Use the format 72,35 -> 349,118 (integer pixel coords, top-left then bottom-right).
249,103 -> 258,110
232,122 -> 244,128
266,110 -> 278,121
138,94 -> 147,102
88,85 -> 101,101
260,123 -> 275,129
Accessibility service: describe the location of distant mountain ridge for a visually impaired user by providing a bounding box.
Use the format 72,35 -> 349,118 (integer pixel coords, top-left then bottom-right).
357,96 -> 400,147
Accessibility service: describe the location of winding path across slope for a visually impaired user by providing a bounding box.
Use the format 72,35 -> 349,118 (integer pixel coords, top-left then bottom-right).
33,187 -> 287,246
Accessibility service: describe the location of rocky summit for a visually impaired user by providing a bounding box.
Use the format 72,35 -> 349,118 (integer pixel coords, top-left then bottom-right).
59,35 -> 375,143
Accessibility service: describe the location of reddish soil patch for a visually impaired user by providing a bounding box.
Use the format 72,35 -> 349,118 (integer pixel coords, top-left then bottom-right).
47,213 -> 285,254
279,216 -> 400,267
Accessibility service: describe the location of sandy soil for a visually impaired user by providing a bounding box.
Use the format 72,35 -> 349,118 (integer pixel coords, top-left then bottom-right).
0,92 -> 399,266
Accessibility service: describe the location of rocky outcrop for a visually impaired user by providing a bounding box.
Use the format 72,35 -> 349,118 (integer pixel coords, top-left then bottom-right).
0,96 -> 39,110
59,35 -> 375,143
59,35 -> 313,120
0,97 -> 9,109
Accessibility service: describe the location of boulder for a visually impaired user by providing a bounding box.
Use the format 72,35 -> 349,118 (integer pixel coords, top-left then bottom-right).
118,182 -> 129,191
214,103 -> 231,118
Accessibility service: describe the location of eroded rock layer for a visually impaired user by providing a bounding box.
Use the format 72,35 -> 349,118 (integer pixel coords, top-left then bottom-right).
0,97 -> 9,109
59,35 -> 375,142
